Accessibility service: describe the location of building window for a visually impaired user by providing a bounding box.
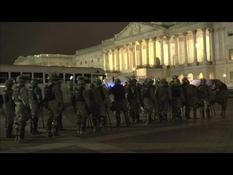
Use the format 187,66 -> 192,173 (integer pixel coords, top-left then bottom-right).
230,72 -> 233,81
229,49 -> 233,60
80,61 -> 82,65
91,59 -> 93,63
85,61 -> 87,64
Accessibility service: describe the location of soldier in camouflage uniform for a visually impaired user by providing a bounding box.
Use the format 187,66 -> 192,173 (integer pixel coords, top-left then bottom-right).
44,74 -> 64,137
155,78 -> 170,122
92,79 -> 111,130
141,78 -> 155,125
169,76 -> 184,121
2,79 -> 15,138
73,77 -> 90,136
109,79 -> 130,128
57,80 -> 65,130
198,78 -> 211,119
12,76 -> 30,143
69,80 -> 76,113
126,79 -> 142,124
28,79 -> 43,135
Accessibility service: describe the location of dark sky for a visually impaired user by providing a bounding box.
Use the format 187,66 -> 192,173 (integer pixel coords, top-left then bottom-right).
0,22 -> 129,64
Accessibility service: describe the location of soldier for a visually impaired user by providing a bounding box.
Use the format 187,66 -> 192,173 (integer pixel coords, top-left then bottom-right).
169,76 -> 184,121
198,78 -> 211,119
2,79 -> 15,138
69,80 -> 76,113
73,77 -> 90,136
141,78 -> 155,125
109,78 -> 130,128
93,79 -> 111,129
181,77 -> 191,119
181,77 -> 199,120
56,80 -> 65,130
155,78 -> 170,122
43,73 -> 64,137
126,79 -> 142,124
12,76 -> 30,143
28,79 -> 43,135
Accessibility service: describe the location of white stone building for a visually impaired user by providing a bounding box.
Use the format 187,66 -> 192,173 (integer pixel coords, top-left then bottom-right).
14,22 -> 233,87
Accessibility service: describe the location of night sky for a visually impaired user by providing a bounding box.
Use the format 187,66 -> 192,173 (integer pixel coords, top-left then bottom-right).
0,22 -> 129,64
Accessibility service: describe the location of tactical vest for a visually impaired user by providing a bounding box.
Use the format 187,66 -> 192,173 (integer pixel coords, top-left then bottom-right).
142,86 -> 151,98
13,85 -> 23,102
44,84 -> 56,101
198,85 -> 210,99
28,86 -> 38,101
75,86 -> 85,102
171,85 -> 181,97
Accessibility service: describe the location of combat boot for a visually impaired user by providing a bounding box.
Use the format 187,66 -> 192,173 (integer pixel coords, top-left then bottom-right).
48,131 -> 53,138
145,115 -> 151,126
116,115 -> 121,128
15,135 -> 23,144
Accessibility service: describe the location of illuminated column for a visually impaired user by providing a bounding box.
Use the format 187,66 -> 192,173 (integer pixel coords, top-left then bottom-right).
112,49 -> 115,71
116,48 -> 120,71
132,42 -> 136,68
192,30 -> 198,65
139,40 -> 143,66
167,36 -> 171,65
105,51 -> 108,71
103,50 -> 107,71
153,37 -> 157,61
202,28 -> 208,64
175,35 -> 179,66
183,32 -> 188,66
127,44 -> 130,70
208,28 -> 215,63
159,37 -> 164,66
145,39 -> 150,66
122,47 -> 125,71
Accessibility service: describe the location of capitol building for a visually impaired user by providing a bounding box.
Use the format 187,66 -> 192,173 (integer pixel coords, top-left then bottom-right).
14,22 -> 233,86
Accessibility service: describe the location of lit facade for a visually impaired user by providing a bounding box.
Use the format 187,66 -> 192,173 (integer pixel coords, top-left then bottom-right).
14,22 -> 233,87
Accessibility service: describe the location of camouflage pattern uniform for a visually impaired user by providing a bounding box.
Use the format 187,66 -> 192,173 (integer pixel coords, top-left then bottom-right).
73,77 -> 90,136
198,78 -> 211,119
28,79 -> 42,134
12,76 -> 30,143
109,79 -> 130,127
155,79 -> 170,122
169,76 -> 184,121
92,79 -> 111,130
126,79 -> 142,124
57,80 -> 65,130
44,74 -> 64,137
69,80 -> 76,112
2,80 -> 15,138
141,78 -> 155,125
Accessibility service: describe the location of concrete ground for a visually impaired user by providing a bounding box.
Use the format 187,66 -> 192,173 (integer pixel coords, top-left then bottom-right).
1,99 -> 233,153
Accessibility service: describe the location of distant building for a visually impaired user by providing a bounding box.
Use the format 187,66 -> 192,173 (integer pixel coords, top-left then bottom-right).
14,22 -> 233,87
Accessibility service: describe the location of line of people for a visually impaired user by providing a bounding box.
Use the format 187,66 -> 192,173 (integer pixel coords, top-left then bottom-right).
1,73 -> 228,143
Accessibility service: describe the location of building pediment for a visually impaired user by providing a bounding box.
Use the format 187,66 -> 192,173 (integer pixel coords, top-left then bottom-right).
114,22 -> 163,40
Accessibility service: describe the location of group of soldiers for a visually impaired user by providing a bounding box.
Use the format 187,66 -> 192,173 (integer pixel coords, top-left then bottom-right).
1,74 -> 64,143
1,73 -> 228,143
